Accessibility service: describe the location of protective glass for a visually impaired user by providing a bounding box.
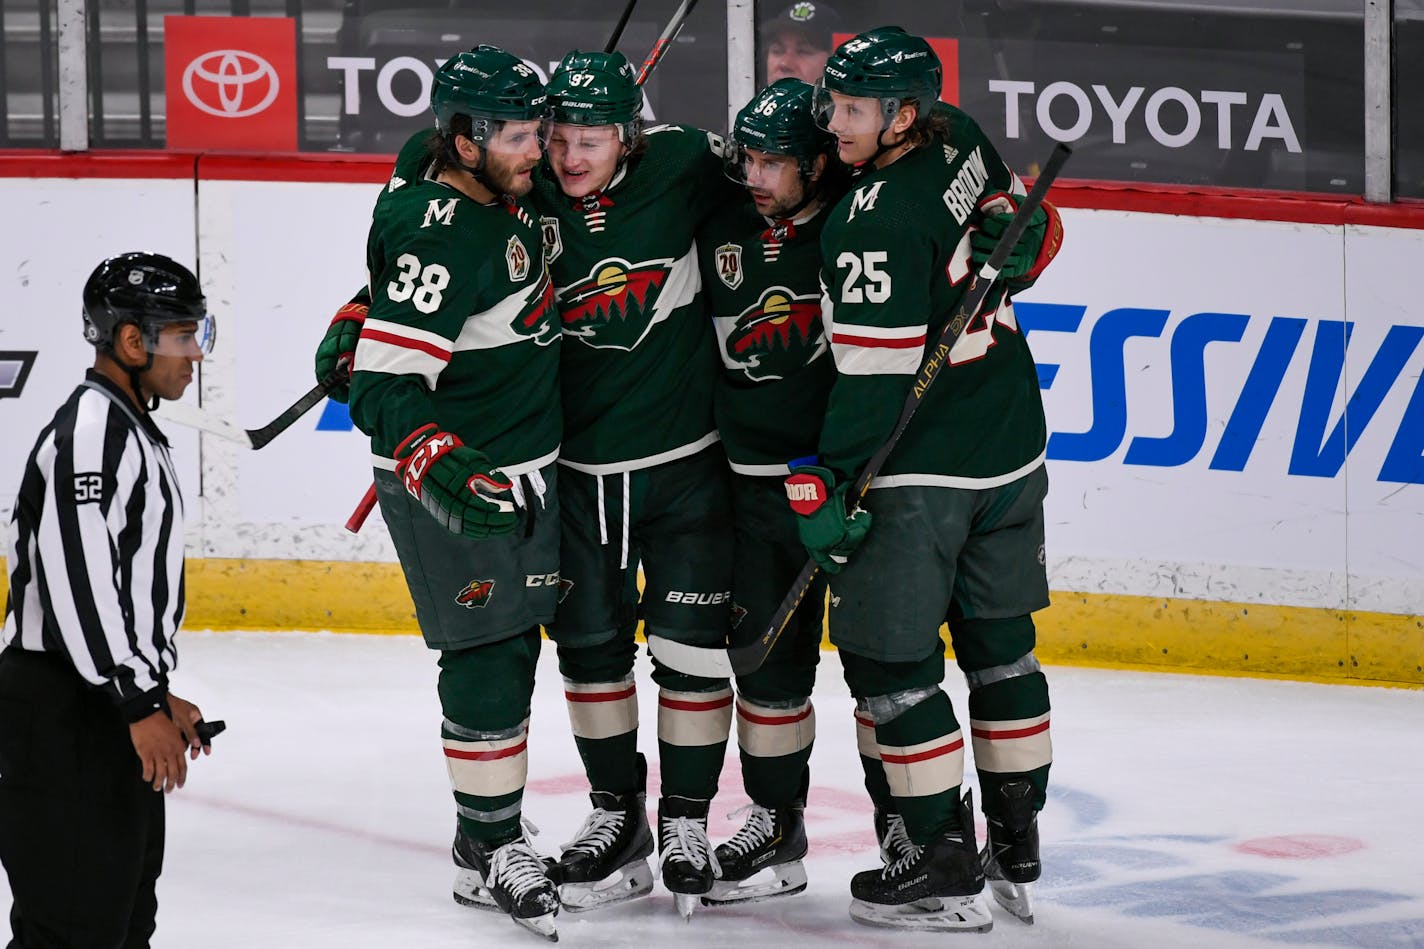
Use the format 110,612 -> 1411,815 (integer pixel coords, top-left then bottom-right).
485,118 -> 551,156
813,83 -> 897,136
147,315 -> 217,357
545,123 -> 625,160
738,147 -> 801,195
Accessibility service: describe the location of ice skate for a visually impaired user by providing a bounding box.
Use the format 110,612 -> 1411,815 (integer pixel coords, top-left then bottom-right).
980,779 -> 1041,924
703,802 -> 808,906
452,826 -> 560,941
848,792 -> 992,934
557,782 -> 655,912
657,796 -> 720,919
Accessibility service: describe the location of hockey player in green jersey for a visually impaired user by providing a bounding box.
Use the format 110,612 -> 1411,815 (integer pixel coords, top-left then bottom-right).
693,78 -> 850,908
343,47 -> 563,941
533,50 -> 739,919
788,26 -> 1065,932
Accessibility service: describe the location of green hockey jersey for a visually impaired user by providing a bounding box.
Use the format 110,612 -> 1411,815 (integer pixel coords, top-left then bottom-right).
699,199 -> 835,475
532,124 -> 736,472
349,134 -> 561,474
818,105 -> 1050,488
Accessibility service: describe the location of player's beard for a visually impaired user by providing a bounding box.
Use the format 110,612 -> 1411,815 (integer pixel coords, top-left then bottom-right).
752,182 -> 808,221
485,152 -> 538,198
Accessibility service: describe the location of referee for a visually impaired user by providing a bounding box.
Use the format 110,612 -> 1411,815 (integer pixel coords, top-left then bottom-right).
0,252 -> 216,948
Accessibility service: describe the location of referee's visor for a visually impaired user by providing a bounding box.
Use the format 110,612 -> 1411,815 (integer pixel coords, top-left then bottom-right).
145,314 -> 217,358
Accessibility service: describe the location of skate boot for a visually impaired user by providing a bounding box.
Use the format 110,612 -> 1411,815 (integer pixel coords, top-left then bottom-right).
452,826 -> 560,941
657,795 -> 720,919
703,802 -> 808,906
557,758 -> 656,913
980,779 -> 1041,924
873,808 -> 915,867
848,792 -> 992,933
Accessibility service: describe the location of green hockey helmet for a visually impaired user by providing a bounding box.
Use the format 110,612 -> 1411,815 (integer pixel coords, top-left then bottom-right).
430,45 -> 549,142
730,78 -> 835,180
815,26 -> 942,131
547,50 -> 644,142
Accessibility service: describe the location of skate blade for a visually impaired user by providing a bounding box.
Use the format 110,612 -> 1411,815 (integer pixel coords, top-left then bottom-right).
675,892 -> 700,920
515,910 -> 559,942
988,877 -> 1034,924
559,860 -> 655,913
452,868 -> 501,913
702,862 -> 808,906
849,894 -> 994,933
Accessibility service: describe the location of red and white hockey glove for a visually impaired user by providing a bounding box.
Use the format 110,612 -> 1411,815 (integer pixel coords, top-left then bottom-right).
970,191 -> 1063,283
784,464 -> 872,575
393,424 -> 517,539
313,300 -> 368,404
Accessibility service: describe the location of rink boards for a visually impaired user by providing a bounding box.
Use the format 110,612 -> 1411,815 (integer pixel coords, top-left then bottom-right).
0,162 -> 1420,686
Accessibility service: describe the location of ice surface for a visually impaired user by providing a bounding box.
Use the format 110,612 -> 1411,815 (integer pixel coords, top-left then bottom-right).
6,631 -> 1421,948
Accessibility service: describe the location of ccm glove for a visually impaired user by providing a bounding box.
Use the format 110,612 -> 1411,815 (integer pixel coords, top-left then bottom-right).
784,465 -> 872,575
970,191 -> 1047,281
314,301 -> 368,403
393,424 -> 518,539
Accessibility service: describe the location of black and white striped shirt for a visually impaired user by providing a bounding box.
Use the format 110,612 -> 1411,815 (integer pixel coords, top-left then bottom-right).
3,370 -> 185,722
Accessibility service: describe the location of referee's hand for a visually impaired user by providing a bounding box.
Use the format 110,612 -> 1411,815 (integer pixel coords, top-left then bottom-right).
129,711 -> 189,793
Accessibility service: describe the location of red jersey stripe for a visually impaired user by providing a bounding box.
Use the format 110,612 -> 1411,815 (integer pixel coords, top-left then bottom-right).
737,704 -> 813,726
565,685 -> 638,703
879,737 -> 965,765
831,331 -> 927,349
360,328 -> 452,361
444,740 -> 527,761
971,719 -> 1051,741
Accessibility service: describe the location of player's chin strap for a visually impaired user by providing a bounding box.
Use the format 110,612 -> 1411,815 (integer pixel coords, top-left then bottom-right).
109,342 -> 159,413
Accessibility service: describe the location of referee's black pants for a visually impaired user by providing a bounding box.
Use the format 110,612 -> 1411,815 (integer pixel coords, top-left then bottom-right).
0,648 -> 164,949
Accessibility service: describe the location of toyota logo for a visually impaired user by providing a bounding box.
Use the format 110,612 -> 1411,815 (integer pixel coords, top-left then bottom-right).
182,49 -> 279,118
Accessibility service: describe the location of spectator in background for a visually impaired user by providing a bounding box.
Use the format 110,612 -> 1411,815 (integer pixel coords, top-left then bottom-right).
762,1 -> 842,84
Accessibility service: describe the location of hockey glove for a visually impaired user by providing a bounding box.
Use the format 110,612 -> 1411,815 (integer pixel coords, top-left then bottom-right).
784,465 -> 871,575
970,191 -> 1047,282
393,424 -> 518,539
314,301 -> 368,403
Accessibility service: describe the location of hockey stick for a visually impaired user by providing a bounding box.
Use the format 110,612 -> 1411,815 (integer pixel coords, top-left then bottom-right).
635,0 -> 700,86
345,483 -> 378,534
648,143 -> 1074,679
604,0 -> 638,53
154,359 -> 348,450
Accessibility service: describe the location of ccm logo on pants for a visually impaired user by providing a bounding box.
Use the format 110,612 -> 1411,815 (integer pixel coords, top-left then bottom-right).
665,591 -> 731,605
526,573 -> 562,587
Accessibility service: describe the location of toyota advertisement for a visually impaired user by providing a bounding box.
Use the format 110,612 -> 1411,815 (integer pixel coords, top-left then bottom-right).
153,4 -> 1378,193
164,17 -> 298,151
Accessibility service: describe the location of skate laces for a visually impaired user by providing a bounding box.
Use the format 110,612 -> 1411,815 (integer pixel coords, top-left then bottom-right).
490,836 -> 552,900
880,842 -> 925,880
880,813 -> 914,863
658,815 -> 721,877
720,804 -> 776,858
561,807 -> 624,856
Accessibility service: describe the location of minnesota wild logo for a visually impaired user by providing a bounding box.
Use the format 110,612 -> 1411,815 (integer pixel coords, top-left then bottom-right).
721,286 -> 825,381
512,270 -> 559,347
559,256 -> 673,351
